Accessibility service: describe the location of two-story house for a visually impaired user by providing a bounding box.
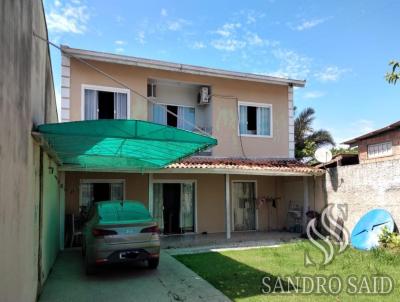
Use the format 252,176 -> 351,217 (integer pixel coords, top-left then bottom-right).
60,45 -> 324,240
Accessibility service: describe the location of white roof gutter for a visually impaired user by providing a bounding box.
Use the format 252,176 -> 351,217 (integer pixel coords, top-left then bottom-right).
61,45 -> 306,87
59,166 -> 320,176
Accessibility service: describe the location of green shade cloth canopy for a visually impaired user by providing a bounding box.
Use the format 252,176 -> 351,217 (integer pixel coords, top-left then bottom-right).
37,120 -> 217,170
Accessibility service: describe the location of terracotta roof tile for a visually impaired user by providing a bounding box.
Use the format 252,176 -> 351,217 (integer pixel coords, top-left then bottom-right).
167,157 -> 324,176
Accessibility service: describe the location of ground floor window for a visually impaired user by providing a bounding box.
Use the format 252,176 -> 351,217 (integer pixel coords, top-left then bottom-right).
153,182 -> 195,234
80,180 -> 124,210
232,181 -> 256,231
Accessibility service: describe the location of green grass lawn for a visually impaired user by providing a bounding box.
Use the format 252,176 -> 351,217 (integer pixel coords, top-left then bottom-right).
174,241 -> 400,301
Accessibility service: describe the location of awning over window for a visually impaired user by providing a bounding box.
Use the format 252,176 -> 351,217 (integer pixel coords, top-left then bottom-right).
37,120 -> 217,170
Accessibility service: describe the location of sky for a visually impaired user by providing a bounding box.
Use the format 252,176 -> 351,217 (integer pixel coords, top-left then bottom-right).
43,0 -> 400,145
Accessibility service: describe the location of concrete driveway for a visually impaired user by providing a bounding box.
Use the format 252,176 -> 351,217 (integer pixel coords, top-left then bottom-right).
39,249 -> 229,302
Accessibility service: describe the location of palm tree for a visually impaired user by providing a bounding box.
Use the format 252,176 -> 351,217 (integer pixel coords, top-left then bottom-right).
386,60 -> 400,85
294,107 -> 334,159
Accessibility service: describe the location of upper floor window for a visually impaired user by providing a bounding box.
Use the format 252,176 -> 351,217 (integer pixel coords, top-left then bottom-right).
152,103 -> 195,131
238,102 -> 272,137
367,141 -> 392,158
83,85 -> 129,120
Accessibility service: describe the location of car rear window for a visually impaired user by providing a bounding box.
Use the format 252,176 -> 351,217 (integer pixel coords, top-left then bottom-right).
97,201 -> 151,223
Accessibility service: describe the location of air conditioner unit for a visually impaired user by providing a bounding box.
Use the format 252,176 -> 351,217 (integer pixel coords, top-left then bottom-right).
198,86 -> 210,105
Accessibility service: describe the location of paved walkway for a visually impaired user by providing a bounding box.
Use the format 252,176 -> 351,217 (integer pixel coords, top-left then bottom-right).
39,249 -> 230,302
162,231 -> 300,255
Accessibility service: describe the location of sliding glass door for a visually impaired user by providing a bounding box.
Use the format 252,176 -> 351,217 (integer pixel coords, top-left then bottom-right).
232,181 -> 256,231
180,183 -> 195,232
152,182 -> 195,234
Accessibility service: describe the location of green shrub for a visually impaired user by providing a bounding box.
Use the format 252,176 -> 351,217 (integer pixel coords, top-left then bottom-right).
379,227 -> 400,249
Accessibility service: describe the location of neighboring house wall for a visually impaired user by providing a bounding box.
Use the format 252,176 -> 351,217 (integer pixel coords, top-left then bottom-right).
40,155 -> 60,284
0,1 -> 60,301
357,129 -> 400,164
66,58 -> 291,158
322,159 -> 400,232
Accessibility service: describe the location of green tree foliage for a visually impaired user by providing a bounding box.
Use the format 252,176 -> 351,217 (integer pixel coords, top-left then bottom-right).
294,107 -> 334,160
330,146 -> 358,156
386,61 -> 400,85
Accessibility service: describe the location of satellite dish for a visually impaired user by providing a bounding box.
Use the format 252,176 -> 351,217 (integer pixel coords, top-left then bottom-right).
314,147 -> 332,163
351,209 -> 394,250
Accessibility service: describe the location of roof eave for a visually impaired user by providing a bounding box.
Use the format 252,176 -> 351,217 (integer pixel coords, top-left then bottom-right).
59,165 -> 323,176
61,45 -> 306,87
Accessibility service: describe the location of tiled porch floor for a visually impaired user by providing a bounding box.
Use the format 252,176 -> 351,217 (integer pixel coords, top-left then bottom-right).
161,231 -> 301,254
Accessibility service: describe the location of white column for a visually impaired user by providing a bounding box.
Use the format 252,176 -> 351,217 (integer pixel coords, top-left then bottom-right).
148,173 -> 153,214
61,54 -> 71,122
303,176 -> 309,231
59,171 -> 65,250
288,85 -> 295,158
225,174 -> 231,239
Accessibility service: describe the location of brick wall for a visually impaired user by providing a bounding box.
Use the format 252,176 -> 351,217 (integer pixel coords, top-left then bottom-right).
358,129 -> 400,164
322,159 -> 400,233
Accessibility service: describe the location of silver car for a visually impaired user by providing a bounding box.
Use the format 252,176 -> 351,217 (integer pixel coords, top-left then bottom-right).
82,200 -> 160,274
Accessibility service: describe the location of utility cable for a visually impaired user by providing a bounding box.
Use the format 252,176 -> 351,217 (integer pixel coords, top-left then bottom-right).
33,32 -> 209,137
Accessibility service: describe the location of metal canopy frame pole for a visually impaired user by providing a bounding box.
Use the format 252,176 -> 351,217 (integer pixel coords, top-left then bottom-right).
303,176 -> 310,232
225,174 -> 231,239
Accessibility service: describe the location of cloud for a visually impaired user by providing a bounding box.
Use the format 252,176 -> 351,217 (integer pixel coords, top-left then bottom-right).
191,41 -> 206,49
211,23 -> 248,51
236,9 -> 265,25
210,22 -> 274,53
115,15 -> 125,24
46,0 -> 89,34
269,49 -> 312,79
211,39 -> 246,52
246,32 -> 264,46
292,18 -> 328,31
315,66 -> 350,82
167,18 -> 190,31
214,23 -> 241,37
136,31 -> 146,44
114,40 -> 126,45
114,40 -> 126,52
302,91 -> 325,99
161,8 -> 168,17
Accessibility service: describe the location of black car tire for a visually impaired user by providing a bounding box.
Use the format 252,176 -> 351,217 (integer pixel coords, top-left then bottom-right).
148,258 -> 159,269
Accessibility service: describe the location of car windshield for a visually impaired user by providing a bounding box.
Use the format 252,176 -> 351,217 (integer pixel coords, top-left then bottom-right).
97,201 -> 152,223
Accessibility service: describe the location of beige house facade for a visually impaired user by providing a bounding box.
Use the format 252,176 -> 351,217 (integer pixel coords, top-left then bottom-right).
60,46 -> 324,238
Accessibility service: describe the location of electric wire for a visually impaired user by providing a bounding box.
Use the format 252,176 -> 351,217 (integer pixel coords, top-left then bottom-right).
33,32 -> 248,158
